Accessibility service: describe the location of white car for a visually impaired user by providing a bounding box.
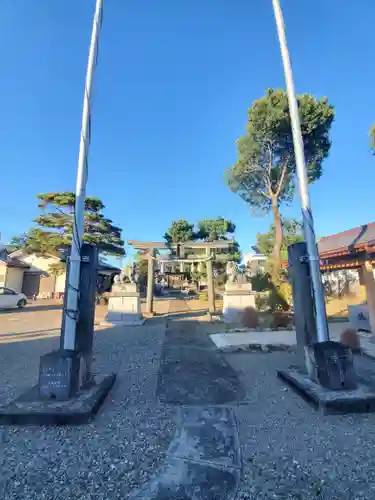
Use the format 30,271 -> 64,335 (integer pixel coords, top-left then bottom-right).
0,287 -> 28,309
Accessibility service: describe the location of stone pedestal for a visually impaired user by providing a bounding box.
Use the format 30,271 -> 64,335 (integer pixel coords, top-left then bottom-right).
223,282 -> 255,324
105,284 -> 144,326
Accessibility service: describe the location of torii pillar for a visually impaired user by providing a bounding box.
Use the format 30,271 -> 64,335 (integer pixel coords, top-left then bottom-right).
205,247 -> 215,313
146,250 -> 155,315
128,240 -> 233,317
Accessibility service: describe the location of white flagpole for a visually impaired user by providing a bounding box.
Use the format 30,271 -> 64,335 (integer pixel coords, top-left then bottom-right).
271,0 -> 329,342
63,0 -> 103,350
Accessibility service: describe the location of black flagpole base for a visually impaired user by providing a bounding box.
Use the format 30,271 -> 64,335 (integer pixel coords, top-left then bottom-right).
278,368 -> 375,414
0,373 -> 116,425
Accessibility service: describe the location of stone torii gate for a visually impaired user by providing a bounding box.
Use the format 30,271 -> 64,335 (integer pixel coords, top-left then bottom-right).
128,240 -> 233,314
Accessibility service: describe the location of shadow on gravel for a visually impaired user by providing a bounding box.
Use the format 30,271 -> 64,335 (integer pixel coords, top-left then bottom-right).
144,310 -> 208,323
0,328 -> 60,339
166,310 -> 208,320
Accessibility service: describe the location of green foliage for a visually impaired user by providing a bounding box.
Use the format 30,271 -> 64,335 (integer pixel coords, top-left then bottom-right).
256,218 -> 304,261
226,88 -> 334,267
192,270 -> 207,282
163,217 -> 241,265
370,124 -> 375,154
251,271 -> 272,292
164,220 -> 195,246
134,252 -> 149,292
250,270 -> 291,311
226,89 -> 335,212
268,285 -> 290,312
195,217 -> 240,266
196,217 -> 236,241
271,311 -> 292,329
10,234 -> 29,251
48,261 -> 66,276
215,240 -> 241,266
12,192 -> 125,258
255,293 -> 269,311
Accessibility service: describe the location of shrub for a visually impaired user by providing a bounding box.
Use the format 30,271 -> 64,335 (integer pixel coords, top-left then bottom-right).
96,293 -> 108,305
271,312 -> 291,329
242,307 -> 259,328
259,314 -> 273,330
340,328 -> 360,351
251,272 -> 272,292
268,286 -> 290,312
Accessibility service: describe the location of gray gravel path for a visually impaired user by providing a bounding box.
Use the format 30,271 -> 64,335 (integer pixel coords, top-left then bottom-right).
0,321 -> 177,499
228,350 -> 375,499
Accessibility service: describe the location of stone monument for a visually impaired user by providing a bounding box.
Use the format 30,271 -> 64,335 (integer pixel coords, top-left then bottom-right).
105,266 -> 144,326
223,261 -> 255,323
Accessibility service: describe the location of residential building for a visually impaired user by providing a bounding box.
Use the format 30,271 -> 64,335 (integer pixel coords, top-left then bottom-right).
1,250 -> 120,298
243,251 -> 268,276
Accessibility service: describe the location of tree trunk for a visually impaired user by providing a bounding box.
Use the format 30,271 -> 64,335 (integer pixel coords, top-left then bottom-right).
271,197 -> 283,274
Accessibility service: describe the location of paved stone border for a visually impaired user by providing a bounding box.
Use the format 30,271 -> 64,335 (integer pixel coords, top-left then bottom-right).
129,407 -> 241,500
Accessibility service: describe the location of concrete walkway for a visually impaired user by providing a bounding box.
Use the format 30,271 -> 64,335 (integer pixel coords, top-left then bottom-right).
128,299 -> 242,498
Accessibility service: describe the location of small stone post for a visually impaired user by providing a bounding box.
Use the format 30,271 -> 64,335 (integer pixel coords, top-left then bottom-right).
206,248 -> 215,313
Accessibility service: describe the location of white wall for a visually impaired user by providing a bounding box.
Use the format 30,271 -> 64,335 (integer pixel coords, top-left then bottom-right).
20,254 -> 59,272
244,253 -> 268,276
55,273 -> 67,293
0,263 -> 7,287
15,253 -> 65,295
6,267 -> 24,292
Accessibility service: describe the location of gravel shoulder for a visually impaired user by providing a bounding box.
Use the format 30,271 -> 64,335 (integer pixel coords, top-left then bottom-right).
3,303 -> 375,499
227,350 -> 375,499
0,321 -> 177,500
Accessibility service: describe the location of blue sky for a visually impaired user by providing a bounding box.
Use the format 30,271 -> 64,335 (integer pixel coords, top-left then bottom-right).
1,0 -> 374,265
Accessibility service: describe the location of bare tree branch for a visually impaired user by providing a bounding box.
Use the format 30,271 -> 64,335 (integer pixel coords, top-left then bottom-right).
275,163 -> 288,197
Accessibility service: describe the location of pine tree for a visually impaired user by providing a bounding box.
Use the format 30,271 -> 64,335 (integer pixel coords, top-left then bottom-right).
12,192 -> 125,258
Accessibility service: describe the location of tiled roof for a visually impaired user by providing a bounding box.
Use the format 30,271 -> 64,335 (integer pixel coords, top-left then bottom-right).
98,261 -> 120,272
0,257 -> 30,269
318,223 -> 375,256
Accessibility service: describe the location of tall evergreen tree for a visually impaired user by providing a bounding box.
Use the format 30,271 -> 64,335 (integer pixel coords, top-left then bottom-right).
226,89 -> 334,273
12,192 -> 125,258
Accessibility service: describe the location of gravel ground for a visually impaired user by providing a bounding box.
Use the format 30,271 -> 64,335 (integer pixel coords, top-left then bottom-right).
0,321 -> 177,499
227,350 -> 375,500
4,303 -> 375,499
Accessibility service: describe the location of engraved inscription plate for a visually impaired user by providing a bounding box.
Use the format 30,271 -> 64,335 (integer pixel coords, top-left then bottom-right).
39,351 -> 80,400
